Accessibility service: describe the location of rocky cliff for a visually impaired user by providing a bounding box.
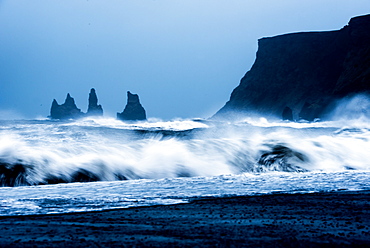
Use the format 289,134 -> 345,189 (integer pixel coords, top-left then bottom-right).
50,93 -> 83,119
86,88 -> 103,116
215,14 -> 370,121
117,91 -> 147,121
49,88 -> 104,119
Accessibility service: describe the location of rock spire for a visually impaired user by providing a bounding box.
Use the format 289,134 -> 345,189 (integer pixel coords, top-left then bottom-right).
117,91 -> 146,121
49,93 -> 83,119
86,88 -> 103,116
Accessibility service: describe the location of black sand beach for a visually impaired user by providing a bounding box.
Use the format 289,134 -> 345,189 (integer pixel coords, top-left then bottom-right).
0,191 -> 369,247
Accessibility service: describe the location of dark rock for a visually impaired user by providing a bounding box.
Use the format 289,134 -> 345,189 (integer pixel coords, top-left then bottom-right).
298,99 -> 328,121
43,175 -> 69,185
282,107 -> 293,121
86,88 -> 103,116
70,169 -> 101,183
0,162 -> 29,187
214,14 -> 370,121
43,169 -> 101,184
117,91 -> 146,121
256,145 -> 308,172
49,93 -> 83,119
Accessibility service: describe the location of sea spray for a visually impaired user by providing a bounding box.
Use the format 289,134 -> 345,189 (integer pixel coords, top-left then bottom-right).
328,94 -> 370,121
1,117 -> 370,186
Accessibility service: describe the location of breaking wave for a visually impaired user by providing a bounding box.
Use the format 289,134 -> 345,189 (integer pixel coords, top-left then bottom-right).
1,117 -> 370,186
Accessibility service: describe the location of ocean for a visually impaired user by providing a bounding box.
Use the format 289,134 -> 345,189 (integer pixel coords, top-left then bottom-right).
1,117 -> 370,216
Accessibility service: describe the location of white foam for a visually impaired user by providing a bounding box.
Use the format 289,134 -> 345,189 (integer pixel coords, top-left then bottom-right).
0,171 -> 369,215
61,117 -> 209,131
2,118 -> 370,187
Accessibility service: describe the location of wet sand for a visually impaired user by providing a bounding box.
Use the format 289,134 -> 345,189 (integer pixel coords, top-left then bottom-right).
0,191 -> 369,247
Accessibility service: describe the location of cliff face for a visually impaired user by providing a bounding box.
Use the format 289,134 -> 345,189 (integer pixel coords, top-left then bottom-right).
215,14 -> 370,121
117,91 -> 146,121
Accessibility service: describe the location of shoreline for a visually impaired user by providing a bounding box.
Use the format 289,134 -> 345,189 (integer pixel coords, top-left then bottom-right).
1,190 -> 369,247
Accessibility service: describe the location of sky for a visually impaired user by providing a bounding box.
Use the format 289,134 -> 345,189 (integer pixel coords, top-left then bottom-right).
0,1 -> 369,120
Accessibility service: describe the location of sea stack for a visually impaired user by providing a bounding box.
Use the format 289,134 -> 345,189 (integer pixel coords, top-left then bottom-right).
117,91 -> 146,121
282,107 -> 294,121
50,93 -> 83,119
214,14 -> 370,121
86,88 -> 103,116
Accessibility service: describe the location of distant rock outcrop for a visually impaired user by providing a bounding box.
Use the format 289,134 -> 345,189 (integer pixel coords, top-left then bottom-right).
282,107 -> 293,121
50,93 -> 83,119
117,91 -> 146,121
49,88 -> 104,119
86,88 -> 103,116
214,14 -> 370,121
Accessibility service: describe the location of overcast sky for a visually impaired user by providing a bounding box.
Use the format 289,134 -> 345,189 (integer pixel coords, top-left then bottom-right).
0,1 -> 369,120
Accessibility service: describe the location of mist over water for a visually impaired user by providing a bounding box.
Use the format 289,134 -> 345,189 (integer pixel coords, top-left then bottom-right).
1,108 -> 370,187
1,98 -> 370,215
329,94 -> 370,121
